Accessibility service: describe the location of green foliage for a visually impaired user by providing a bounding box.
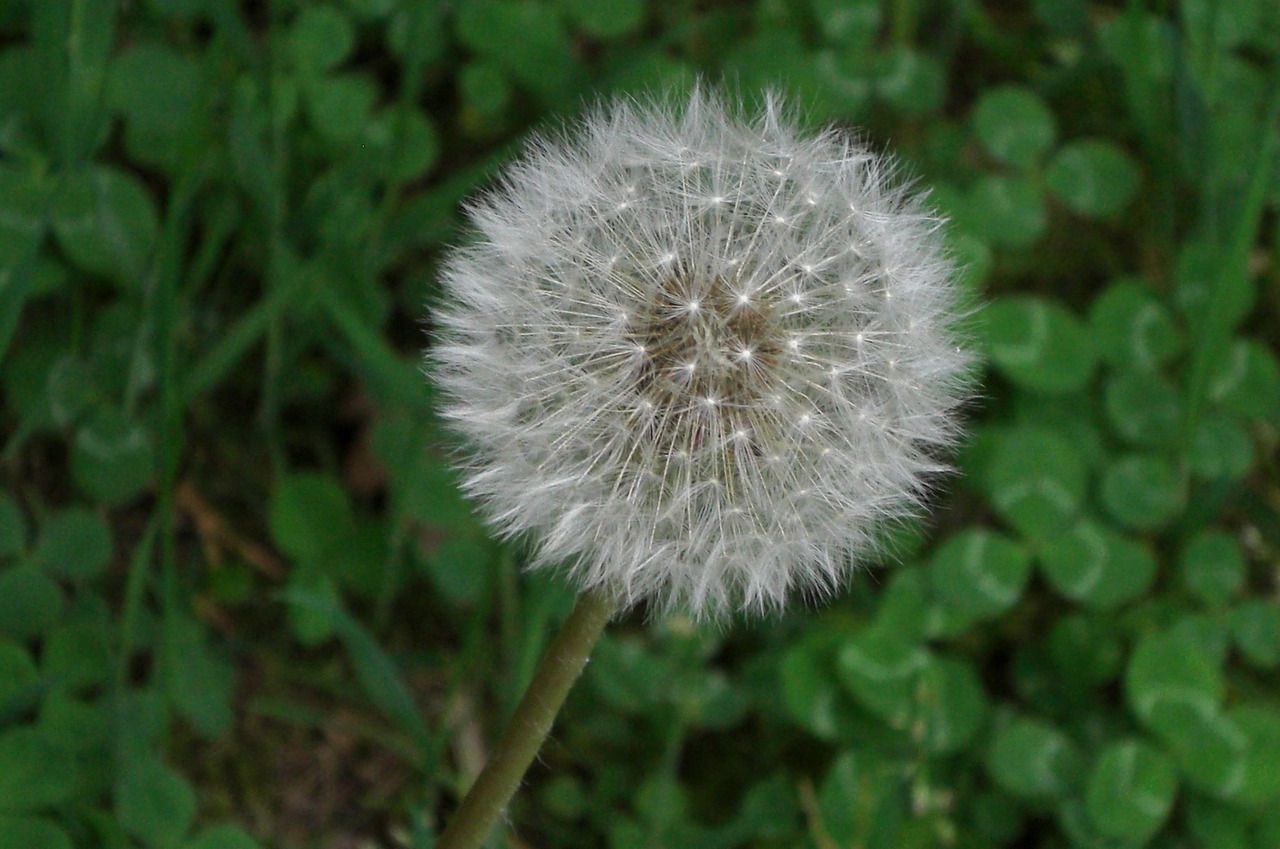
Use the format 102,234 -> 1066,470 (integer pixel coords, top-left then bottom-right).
1084,740 -> 1177,842
987,715 -> 1084,800
927,529 -> 1031,623
1039,519 -> 1157,609
983,297 -> 1098,394
972,86 -> 1057,171
1046,140 -> 1143,219
0,0 -> 1277,847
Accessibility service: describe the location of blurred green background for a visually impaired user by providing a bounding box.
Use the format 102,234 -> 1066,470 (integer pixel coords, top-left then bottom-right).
1,0 -> 1279,847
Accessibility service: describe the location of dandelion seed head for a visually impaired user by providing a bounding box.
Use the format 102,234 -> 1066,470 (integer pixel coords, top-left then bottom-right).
429,87 -> 974,619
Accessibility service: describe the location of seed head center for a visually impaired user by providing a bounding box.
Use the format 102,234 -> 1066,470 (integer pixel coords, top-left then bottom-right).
628,273 -> 782,454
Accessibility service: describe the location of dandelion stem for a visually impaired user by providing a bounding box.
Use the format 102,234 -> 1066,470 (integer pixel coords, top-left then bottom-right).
438,588 -> 615,849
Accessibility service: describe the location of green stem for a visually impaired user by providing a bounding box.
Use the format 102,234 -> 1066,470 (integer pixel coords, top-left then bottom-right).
438,588 -> 615,849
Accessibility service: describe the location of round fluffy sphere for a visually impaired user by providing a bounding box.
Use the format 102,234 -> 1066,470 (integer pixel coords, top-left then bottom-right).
430,88 -> 973,618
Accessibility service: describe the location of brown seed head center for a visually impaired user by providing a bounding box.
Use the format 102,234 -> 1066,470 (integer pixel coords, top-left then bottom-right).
628,273 -> 782,455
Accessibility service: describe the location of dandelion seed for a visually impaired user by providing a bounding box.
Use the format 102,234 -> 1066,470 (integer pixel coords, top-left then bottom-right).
430,87 -> 974,620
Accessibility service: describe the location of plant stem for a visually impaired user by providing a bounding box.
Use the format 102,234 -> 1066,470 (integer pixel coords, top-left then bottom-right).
438,588 -> 615,849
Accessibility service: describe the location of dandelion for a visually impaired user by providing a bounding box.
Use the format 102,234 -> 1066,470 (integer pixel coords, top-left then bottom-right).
429,86 -> 973,849
431,87 -> 973,620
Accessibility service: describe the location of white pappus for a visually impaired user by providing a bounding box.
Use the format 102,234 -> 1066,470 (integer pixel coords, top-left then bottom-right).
429,87 -> 975,620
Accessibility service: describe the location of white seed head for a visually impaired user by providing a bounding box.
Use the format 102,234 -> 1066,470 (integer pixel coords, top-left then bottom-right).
429,87 -> 975,619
